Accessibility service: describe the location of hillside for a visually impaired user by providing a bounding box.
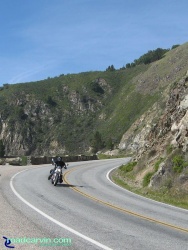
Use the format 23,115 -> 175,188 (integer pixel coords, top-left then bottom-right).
0,42 -> 188,160
111,43 -> 188,206
0,66 -> 147,156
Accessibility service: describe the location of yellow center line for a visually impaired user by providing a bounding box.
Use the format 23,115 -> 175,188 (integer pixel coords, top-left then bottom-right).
64,167 -> 188,234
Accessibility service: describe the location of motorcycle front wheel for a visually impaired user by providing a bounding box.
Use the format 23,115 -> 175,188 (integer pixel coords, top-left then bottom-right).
54,174 -> 58,186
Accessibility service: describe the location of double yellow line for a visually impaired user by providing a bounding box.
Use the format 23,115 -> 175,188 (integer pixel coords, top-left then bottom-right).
64,166 -> 188,234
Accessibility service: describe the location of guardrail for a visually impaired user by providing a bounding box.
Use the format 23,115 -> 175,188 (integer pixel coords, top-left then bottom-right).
30,155 -> 98,165
0,155 -> 98,165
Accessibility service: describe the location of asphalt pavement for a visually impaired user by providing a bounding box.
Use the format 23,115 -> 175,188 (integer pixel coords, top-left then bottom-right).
1,159 -> 188,250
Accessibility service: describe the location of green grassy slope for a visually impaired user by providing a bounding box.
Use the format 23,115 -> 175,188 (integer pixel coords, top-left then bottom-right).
0,42 -> 188,155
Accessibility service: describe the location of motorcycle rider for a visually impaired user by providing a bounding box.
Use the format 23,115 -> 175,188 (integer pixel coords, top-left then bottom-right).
48,156 -> 67,180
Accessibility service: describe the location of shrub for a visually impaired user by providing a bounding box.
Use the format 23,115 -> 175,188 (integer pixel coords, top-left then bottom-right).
154,158 -> 164,172
119,161 -> 137,173
166,144 -> 173,154
0,140 -> 5,157
90,82 -> 104,94
164,178 -> 173,189
172,155 -> 184,173
143,172 -> 153,187
171,44 -> 180,50
21,156 -> 28,166
46,96 -> 57,107
148,149 -> 156,158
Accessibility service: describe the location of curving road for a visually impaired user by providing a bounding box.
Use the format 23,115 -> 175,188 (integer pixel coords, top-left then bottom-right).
1,158 -> 188,250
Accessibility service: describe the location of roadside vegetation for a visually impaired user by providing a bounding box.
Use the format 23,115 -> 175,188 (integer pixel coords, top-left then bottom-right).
112,154 -> 188,210
112,172 -> 188,210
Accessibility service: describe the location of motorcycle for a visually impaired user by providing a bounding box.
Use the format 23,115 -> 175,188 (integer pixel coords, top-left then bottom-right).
51,166 -> 63,186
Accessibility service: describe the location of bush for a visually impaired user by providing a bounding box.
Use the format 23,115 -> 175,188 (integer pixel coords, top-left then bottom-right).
154,158 -> 164,172
0,140 -> 5,157
21,156 -> 28,166
46,96 -> 57,107
166,144 -> 173,154
172,155 -> 184,173
148,149 -> 156,158
119,161 -> 137,173
171,44 -> 180,50
90,82 -> 104,94
143,172 -> 153,187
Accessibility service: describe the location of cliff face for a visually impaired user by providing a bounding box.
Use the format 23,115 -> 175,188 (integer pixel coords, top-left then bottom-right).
119,72 -> 188,191
0,78 -> 111,156
1,97 -> 54,156
119,43 -> 188,157
119,73 -> 188,157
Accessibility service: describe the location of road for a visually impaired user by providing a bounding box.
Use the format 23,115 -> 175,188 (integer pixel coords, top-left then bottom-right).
1,158 -> 188,249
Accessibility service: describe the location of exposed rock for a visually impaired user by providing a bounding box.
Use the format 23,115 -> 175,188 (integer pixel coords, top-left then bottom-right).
0,158 -> 5,165
171,110 -> 188,152
119,71 -> 188,190
120,72 -> 188,159
68,90 -> 102,112
149,162 -> 165,187
178,173 -> 188,184
179,94 -> 188,109
5,157 -> 22,165
102,149 -> 119,156
95,78 -> 112,94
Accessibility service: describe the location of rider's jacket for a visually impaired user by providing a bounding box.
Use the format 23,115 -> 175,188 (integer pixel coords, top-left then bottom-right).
53,160 -> 66,170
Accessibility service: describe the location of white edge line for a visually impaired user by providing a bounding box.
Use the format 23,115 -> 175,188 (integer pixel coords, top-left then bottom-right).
106,165 -> 188,213
10,169 -> 113,250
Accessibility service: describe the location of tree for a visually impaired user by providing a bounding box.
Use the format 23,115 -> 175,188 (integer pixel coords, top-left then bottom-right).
90,131 -> 104,153
47,96 -> 57,107
106,65 -> 116,71
0,140 -> 5,157
136,48 -> 170,65
106,137 -> 114,150
171,44 -> 180,50
3,83 -> 9,89
90,82 -> 104,94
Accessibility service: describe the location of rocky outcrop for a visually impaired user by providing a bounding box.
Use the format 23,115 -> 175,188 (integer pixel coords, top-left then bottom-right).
0,77 -> 111,156
0,157 -> 22,165
69,90 -> 102,112
0,96 -> 53,156
119,72 -> 188,190
119,73 -> 188,159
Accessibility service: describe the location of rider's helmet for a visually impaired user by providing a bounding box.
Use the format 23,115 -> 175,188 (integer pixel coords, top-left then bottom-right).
57,156 -> 62,161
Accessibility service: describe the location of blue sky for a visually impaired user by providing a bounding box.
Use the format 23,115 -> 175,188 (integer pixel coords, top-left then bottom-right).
0,0 -> 187,85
